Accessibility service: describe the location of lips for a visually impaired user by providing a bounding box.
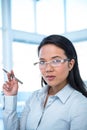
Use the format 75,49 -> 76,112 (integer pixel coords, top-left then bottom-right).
46,75 -> 56,81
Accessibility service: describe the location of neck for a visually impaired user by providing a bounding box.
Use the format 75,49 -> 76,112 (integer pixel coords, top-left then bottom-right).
48,82 -> 68,95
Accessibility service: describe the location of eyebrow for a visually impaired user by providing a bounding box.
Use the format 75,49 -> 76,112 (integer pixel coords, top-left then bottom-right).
39,56 -> 62,60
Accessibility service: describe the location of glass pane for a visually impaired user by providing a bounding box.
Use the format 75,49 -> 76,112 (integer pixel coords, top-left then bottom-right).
13,42 -> 41,92
0,31 -> 4,126
11,0 -> 35,32
36,0 -> 64,35
0,31 -> 4,91
0,0 -> 2,27
74,41 -> 87,81
66,0 -> 87,31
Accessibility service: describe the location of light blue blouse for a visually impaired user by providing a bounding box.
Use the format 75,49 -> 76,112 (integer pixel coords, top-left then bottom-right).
2,84 -> 87,130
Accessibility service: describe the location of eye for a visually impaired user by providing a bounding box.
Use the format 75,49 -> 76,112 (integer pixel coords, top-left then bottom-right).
39,61 -> 46,65
52,59 -> 61,63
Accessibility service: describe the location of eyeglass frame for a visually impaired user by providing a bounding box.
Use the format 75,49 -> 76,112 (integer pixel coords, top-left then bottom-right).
34,58 -> 70,68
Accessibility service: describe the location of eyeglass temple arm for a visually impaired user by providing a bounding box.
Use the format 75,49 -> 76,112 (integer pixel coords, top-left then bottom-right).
34,62 -> 39,65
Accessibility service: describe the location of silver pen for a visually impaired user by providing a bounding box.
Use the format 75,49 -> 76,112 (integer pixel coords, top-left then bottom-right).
2,68 -> 23,84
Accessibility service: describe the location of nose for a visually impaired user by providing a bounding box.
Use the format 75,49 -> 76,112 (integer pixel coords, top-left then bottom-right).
45,63 -> 54,72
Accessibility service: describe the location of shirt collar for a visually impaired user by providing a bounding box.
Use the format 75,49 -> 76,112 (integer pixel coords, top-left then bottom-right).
37,85 -> 49,100
37,84 -> 74,104
56,84 -> 74,103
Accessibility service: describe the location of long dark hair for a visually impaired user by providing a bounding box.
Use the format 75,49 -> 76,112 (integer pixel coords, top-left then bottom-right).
37,34 -> 87,97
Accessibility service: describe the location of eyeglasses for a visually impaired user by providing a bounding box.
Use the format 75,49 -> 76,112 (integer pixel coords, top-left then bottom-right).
34,58 -> 70,68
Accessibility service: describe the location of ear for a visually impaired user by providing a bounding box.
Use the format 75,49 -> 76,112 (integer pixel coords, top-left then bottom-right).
68,59 -> 75,71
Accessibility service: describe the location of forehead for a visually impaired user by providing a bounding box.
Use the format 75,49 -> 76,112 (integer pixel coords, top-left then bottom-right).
39,44 -> 66,58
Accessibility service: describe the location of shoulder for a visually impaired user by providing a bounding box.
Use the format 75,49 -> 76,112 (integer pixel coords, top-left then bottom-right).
71,90 -> 87,104
26,88 -> 42,103
69,90 -> 87,115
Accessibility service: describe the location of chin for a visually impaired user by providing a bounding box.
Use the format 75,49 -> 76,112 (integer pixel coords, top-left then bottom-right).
47,83 -> 55,87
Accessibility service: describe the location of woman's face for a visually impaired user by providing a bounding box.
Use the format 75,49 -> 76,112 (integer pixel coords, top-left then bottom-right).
39,44 -> 74,89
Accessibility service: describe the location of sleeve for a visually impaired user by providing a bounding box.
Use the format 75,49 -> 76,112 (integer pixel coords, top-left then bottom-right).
70,99 -> 87,130
2,93 -> 33,130
2,95 -> 20,130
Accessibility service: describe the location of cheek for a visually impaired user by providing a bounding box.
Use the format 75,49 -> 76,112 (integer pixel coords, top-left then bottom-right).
57,66 -> 70,78
39,66 -> 70,77
39,67 -> 45,75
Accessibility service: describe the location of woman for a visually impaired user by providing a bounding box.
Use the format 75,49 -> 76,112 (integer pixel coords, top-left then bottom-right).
2,34 -> 87,130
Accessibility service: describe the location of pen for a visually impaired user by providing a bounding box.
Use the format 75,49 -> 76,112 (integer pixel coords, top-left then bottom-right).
2,68 -> 23,84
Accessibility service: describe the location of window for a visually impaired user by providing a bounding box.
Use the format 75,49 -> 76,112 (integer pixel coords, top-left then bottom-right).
36,0 -> 64,35
11,0 -> 35,32
0,31 -> 4,91
12,42 -> 41,92
74,41 -> 87,81
66,0 -> 87,31
0,0 -> 2,27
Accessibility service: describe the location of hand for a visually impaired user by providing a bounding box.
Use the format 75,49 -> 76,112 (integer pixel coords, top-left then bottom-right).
2,70 -> 19,96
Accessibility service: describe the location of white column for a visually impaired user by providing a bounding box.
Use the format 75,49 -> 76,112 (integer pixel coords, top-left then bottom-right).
2,0 -> 13,80
2,0 -> 13,70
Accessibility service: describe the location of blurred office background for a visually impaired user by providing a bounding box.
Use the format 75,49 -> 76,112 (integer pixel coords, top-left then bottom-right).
0,0 -> 87,129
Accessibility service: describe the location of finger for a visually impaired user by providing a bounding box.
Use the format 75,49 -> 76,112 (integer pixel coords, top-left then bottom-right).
7,72 -> 12,81
9,70 -> 15,79
3,83 -> 9,91
11,70 -> 15,76
7,71 -> 15,81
